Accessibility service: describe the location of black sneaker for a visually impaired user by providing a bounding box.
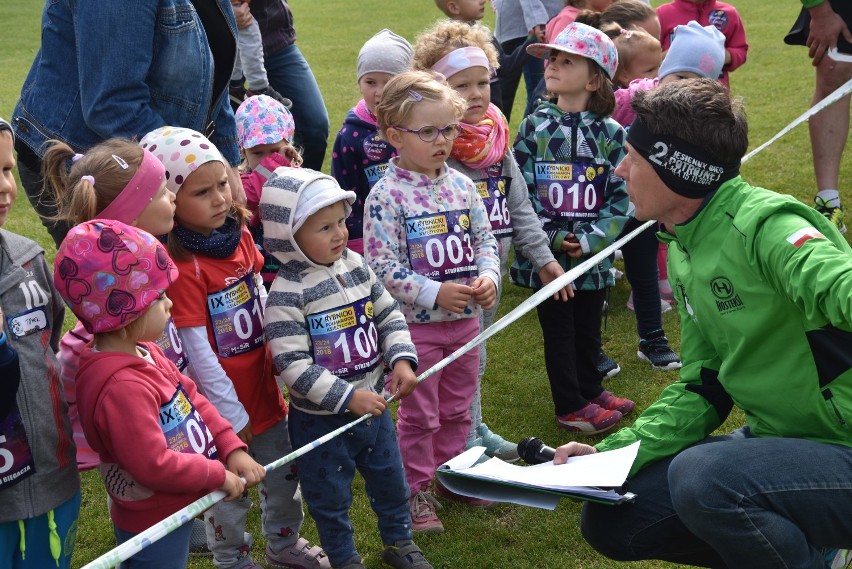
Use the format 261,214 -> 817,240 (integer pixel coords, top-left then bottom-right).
597,351 -> 621,379
229,81 -> 247,113
246,85 -> 293,109
638,330 -> 682,370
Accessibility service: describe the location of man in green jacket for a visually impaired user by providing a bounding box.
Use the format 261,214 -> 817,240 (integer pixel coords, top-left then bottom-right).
555,78 -> 852,568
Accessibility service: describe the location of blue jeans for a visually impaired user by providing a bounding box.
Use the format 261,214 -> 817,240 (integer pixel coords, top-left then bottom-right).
263,43 -> 329,171
288,407 -> 412,567
0,490 -> 80,569
581,429 -> 852,568
114,519 -> 192,569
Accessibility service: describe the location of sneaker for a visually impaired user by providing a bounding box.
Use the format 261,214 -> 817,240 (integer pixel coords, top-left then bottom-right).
597,351 -> 621,379
265,538 -> 330,569
815,196 -> 847,234
556,403 -> 622,435
477,423 -> 520,462
626,292 -> 672,313
381,540 -> 433,569
434,479 -> 497,509
246,85 -> 293,109
591,390 -> 635,415
659,278 -> 675,303
409,490 -> 444,533
830,549 -> 852,569
611,267 -> 624,280
638,330 -> 682,370
188,517 -> 211,556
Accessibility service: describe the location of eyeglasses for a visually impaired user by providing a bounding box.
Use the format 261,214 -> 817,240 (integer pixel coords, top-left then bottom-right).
392,123 -> 462,142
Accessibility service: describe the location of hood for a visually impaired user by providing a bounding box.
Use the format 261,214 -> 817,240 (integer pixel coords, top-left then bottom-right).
342,107 -> 379,131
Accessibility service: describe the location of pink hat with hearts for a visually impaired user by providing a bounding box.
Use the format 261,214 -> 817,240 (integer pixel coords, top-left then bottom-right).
54,219 -> 179,334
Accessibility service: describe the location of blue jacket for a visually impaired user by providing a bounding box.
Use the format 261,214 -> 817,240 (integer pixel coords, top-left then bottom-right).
12,0 -> 240,165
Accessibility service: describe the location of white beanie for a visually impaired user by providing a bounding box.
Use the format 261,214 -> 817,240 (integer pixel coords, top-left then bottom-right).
293,170 -> 356,234
356,29 -> 413,81
659,21 -> 726,81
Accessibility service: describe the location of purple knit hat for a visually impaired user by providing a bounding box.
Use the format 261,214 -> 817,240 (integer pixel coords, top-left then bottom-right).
235,94 -> 296,150
54,220 -> 179,334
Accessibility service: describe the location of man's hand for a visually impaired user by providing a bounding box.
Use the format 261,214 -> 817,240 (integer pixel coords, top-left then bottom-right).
807,2 -> 852,65
553,442 -> 598,464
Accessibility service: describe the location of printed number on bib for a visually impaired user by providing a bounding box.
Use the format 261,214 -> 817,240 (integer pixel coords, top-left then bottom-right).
405,210 -> 476,281
208,273 -> 264,358
476,176 -> 512,237
154,317 -> 188,372
0,405 -> 36,490
308,297 -> 380,379
160,385 -> 219,460
534,161 -> 608,221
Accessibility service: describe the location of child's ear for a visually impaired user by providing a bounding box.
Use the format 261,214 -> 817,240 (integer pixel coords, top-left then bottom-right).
446,0 -> 460,16
384,127 -> 405,151
586,72 -> 603,93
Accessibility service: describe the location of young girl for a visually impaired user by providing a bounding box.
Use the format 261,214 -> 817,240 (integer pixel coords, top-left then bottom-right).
331,28 -> 413,255
363,71 -> 501,532
605,25 -> 662,89
411,19 -> 571,463
139,126 -> 329,569
235,94 -> 302,289
54,219 -> 260,569
512,22 -> 635,434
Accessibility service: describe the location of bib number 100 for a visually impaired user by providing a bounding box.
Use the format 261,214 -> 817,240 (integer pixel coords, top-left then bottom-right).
548,182 -> 598,211
425,234 -> 474,268
333,322 -> 379,363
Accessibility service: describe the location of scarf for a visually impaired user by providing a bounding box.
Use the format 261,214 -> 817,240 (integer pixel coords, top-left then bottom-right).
172,216 -> 243,259
450,103 -> 509,170
353,99 -> 378,126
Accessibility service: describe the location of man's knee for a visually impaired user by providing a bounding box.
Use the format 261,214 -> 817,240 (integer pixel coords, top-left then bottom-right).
815,60 -> 852,95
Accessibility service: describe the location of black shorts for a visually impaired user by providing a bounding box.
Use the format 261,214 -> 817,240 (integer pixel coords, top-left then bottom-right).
785,0 -> 852,54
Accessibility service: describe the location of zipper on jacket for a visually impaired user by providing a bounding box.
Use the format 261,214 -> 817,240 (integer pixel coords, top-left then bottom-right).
823,388 -> 849,429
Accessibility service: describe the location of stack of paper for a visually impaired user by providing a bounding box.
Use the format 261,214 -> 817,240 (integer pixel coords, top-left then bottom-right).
435,441 -> 640,510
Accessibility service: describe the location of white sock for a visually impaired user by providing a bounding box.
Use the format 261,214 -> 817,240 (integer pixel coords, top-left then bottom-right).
817,189 -> 841,207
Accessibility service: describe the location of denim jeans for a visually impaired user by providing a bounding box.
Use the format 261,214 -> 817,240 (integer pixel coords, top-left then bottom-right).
288,408 -> 411,567
620,217 -> 663,340
582,428 -> 852,568
114,516 -> 192,569
263,43 -> 329,171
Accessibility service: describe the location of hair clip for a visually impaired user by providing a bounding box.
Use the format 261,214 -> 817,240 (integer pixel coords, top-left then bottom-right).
72,153 -> 84,162
81,175 -> 95,186
619,28 -> 634,39
111,154 -> 129,170
407,89 -> 424,102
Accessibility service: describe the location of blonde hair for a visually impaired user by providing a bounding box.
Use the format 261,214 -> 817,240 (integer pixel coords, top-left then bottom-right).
412,19 -> 500,72
42,138 -> 144,226
375,71 -> 467,136
603,24 -> 662,87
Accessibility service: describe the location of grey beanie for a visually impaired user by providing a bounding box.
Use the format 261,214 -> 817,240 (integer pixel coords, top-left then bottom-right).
0,117 -> 13,142
659,21 -> 726,80
356,29 -> 413,81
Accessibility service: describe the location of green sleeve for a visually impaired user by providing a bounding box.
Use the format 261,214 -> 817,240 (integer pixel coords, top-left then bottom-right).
801,0 -> 825,9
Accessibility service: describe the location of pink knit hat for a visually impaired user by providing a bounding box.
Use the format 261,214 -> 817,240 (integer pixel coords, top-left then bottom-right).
54,220 -> 179,334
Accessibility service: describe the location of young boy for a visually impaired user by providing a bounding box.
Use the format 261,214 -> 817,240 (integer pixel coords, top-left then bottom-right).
261,168 -> 432,569
0,117 -> 81,568
656,0 -> 748,86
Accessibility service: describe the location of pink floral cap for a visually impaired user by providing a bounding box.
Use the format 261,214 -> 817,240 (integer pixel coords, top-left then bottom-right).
235,94 -> 296,150
54,219 -> 179,334
527,22 -> 619,79
139,126 -> 226,194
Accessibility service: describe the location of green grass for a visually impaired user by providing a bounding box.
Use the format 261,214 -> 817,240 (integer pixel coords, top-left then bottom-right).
1,1 -> 850,568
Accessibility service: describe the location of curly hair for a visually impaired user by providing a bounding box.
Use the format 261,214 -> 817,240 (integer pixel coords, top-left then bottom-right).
375,70 -> 467,136
412,19 -> 499,72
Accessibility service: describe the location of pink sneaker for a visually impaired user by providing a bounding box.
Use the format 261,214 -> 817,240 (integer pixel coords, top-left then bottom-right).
556,403 -> 622,434
434,479 -> 497,509
265,537 -> 330,569
592,391 -> 635,416
409,490 -> 444,533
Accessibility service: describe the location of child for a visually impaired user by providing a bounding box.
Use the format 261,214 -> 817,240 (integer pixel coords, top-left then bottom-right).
656,0 -> 748,86
235,94 -> 302,289
364,71 -> 501,532
139,126 -> 329,569
331,29 -> 413,255
54,219 -> 261,568
411,19 -> 571,462
546,0 -> 614,43
512,23 -> 635,434
606,26 -> 662,88
0,117 -> 80,569
262,168 -> 433,569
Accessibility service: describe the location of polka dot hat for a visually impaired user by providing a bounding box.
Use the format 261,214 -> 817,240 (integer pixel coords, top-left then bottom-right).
139,126 -> 226,194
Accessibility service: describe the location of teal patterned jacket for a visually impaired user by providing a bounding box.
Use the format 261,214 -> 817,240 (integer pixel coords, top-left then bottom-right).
510,102 -> 632,291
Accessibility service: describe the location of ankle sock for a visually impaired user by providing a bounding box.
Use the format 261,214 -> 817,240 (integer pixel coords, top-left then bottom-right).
817,189 -> 841,208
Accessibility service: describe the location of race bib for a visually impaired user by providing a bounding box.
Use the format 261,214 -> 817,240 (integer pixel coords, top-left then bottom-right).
534,161 -> 608,221
475,164 -> 512,237
405,210 -> 476,282
308,297 -> 380,379
160,384 -> 219,460
154,317 -> 188,372
208,273 -> 264,358
6,307 -> 48,339
363,133 -> 393,187
0,404 -> 36,490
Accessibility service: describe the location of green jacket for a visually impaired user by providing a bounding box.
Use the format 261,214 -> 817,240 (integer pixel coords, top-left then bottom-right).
598,177 -> 852,475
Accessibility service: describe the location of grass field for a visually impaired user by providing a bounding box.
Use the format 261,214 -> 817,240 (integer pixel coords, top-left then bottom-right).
1,1 -> 850,568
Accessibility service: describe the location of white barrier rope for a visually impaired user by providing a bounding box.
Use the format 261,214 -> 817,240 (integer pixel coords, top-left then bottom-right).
81,74 -> 852,568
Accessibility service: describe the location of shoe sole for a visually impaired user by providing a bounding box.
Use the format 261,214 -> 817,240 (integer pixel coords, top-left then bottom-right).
637,351 -> 683,370
600,365 -> 621,379
555,417 -> 621,435
412,523 -> 444,534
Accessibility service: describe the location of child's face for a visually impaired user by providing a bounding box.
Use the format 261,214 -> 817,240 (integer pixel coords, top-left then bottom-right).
133,293 -> 173,343
358,72 -> 394,116
245,140 -> 288,171
448,0 -> 485,22
639,16 -> 662,41
545,51 -> 596,99
0,132 -> 17,228
174,161 -> 232,236
659,71 -> 701,85
447,66 -> 491,125
387,97 -> 458,179
294,201 -> 348,265
134,180 -> 176,236
615,48 -> 662,88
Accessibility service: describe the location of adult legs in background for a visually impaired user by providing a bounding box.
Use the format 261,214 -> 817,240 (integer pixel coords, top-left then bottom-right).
499,37 -> 529,122
263,43 -> 330,171
15,140 -> 69,247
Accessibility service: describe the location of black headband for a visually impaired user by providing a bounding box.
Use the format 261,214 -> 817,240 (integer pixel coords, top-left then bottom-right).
627,116 -> 739,198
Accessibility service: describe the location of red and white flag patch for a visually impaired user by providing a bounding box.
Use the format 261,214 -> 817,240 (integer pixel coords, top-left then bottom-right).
786,227 -> 825,247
